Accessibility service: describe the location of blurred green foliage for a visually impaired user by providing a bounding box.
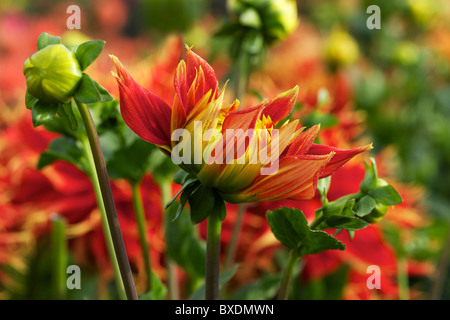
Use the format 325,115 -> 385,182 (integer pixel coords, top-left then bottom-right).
302,0 -> 450,299
137,0 -> 208,34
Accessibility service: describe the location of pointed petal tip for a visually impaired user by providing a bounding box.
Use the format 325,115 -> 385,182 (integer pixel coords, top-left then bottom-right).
110,70 -> 118,80
109,54 -> 120,66
310,123 -> 321,131
283,85 -> 300,99
109,54 -> 127,83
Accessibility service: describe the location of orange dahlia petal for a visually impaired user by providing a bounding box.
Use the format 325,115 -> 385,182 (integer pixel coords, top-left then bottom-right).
307,143 -> 373,178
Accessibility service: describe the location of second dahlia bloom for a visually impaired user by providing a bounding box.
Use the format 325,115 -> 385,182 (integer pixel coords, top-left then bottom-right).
111,48 -> 371,204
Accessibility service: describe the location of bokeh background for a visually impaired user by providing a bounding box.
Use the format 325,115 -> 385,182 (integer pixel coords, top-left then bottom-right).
1,0 -> 450,300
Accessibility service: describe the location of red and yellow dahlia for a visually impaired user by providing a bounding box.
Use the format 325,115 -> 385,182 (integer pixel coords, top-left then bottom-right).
111,48 -> 372,204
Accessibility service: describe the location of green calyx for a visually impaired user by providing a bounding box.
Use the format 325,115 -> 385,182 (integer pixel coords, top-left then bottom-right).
311,158 -> 403,233
24,44 -> 82,104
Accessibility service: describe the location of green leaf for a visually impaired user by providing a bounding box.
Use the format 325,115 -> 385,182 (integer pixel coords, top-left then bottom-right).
317,176 -> 331,202
25,91 -> 39,110
57,101 -> 78,131
360,158 -> 378,192
189,264 -> 240,300
139,272 -> 167,300
215,195 -> 227,221
32,101 -> 58,127
322,196 -> 353,216
266,208 -> 345,257
165,206 -> 206,279
368,185 -> 403,206
37,137 -> 84,171
324,215 -> 370,231
173,185 -> 197,222
188,186 -> 216,224
37,32 -> 61,50
229,274 -> 282,300
74,73 -> 113,104
107,138 -> 155,184
43,116 -> 78,138
173,169 -> 193,185
165,177 -> 199,210
75,40 -> 106,71
354,195 -> 377,217
88,99 -> 121,132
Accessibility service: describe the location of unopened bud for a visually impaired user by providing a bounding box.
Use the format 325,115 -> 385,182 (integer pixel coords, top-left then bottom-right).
228,0 -> 298,45
324,29 -> 360,68
23,44 -> 82,103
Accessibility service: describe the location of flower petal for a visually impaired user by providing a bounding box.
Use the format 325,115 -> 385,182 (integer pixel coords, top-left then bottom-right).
286,124 -> 320,156
222,154 -> 332,203
222,103 -> 264,132
111,55 -> 172,147
185,48 -> 218,99
261,86 -> 299,123
174,48 -> 219,115
307,143 -> 373,178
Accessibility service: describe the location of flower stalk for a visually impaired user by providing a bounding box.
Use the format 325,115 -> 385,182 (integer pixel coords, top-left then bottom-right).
76,99 -> 138,300
205,208 -> 222,300
160,179 -> 180,300
131,181 -> 153,293
81,135 -> 127,300
50,215 -> 68,300
277,250 -> 300,300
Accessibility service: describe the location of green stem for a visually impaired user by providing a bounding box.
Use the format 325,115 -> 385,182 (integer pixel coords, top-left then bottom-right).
81,136 -> 126,300
234,50 -> 250,106
219,203 -> 247,299
51,214 -> 68,300
430,227 -> 450,300
277,250 -> 300,300
76,99 -> 138,300
205,209 -> 222,300
131,181 -> 152,293
160,179 -> 179,300
224,204 -> 247,271
310,216 -> 324,231
397,256 -> 410,300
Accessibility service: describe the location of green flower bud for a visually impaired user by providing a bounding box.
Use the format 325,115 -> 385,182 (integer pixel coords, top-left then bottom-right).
361,202 -> 389,223
324,28 -> 360,68
361,179 -> 389,223
264,0 -> 298,43
23,44 -> 82,104
227,0 -> 298,45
